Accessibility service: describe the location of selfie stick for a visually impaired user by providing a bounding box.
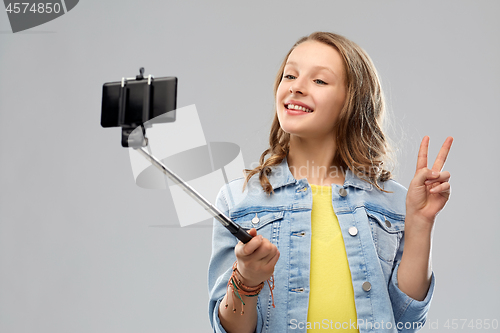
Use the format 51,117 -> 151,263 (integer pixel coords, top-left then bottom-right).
113,68 -> 252,244
133,145 -> 253,243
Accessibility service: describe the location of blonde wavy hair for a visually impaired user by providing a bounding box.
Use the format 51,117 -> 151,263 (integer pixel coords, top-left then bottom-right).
243,31 -> 394,195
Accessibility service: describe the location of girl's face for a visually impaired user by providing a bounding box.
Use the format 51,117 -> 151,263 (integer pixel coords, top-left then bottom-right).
276,41 -> 347,140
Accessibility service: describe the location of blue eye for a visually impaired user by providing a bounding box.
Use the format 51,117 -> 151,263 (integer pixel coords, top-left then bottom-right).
314,79 -> 327,85
283,74 -> 296,80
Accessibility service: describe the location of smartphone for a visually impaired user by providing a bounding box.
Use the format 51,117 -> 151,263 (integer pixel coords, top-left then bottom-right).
101,76 -> 177,128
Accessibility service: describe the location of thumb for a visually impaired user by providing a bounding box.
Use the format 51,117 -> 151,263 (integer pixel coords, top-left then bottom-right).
240,228 -> 262,256
248,228 -> 258,237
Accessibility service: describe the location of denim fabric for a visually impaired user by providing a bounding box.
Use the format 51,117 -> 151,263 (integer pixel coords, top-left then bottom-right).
208,158 -> 434,333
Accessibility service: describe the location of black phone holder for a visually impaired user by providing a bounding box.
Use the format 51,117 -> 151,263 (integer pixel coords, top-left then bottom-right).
101,67 -> 177,148
118,67 -> 152,148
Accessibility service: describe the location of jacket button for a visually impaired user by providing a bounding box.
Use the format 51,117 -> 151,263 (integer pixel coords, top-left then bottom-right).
348,227 -> 358,236
362,281 -> 371,291
251,213 -> 259,224
338,188 -> 347,197
385,219 -> 391,228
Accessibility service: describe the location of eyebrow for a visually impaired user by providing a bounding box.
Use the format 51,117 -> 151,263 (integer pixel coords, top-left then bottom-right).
285,61 -> 340,79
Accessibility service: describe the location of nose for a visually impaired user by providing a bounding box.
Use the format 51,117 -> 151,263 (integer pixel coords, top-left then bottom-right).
289,77 -> 306,95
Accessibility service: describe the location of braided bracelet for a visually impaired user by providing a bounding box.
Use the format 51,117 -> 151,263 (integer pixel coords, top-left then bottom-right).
225,261 -> 275,315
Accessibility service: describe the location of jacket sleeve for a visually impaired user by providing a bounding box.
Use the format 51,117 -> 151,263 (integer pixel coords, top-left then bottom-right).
207,185 -> 264,333
388,232 -> 435,333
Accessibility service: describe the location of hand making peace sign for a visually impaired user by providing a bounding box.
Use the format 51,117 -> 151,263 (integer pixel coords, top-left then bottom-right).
405,136 -> 454,228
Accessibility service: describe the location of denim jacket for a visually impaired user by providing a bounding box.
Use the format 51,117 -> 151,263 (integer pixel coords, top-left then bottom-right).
208,158 -> 434,333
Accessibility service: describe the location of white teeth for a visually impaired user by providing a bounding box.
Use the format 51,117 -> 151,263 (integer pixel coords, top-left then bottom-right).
287,103 -> 313,113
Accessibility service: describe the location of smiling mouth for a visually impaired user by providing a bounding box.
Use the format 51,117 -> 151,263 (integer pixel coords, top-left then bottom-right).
285,103 -> 314,113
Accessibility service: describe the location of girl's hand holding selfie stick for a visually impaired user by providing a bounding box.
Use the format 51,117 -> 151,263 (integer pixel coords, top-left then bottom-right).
219,224 -> 279,332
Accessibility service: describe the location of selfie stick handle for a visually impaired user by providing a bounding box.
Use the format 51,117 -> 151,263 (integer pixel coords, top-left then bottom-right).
134,146 -> 253,243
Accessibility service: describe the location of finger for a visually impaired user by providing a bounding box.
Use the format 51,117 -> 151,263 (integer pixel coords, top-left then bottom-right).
416,136 -> 429,171
237,237 -> 272,263
252,239 -> 275,261
238,234 -> 263,256
412,167 -> 439,186
248,228 -> 257,237
237,228 -> 258,247
424,171 -> 450,185
429,182 -> 451,194
263,246 -> 279,265
432,136 -> 454,172
241,228 -> 258,254
265,249 -> 280,269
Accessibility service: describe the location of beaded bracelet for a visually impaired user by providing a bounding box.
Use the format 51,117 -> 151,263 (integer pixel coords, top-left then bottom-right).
225,261 -> 275,315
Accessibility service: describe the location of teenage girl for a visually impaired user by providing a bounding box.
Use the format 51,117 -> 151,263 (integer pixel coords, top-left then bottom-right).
208,31 -> 453,333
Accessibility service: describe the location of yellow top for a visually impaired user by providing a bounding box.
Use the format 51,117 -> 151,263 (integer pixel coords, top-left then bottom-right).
307,184 -> 359,332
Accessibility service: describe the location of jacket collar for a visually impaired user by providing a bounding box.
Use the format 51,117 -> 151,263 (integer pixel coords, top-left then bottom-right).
268,157 -> 373,191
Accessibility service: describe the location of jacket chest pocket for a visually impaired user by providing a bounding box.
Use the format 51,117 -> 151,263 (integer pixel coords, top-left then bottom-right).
232,210 -> 285,244
366,209 -> 404,264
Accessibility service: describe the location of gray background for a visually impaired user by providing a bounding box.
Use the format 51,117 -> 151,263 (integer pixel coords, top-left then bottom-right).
1,1 -> 499,332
